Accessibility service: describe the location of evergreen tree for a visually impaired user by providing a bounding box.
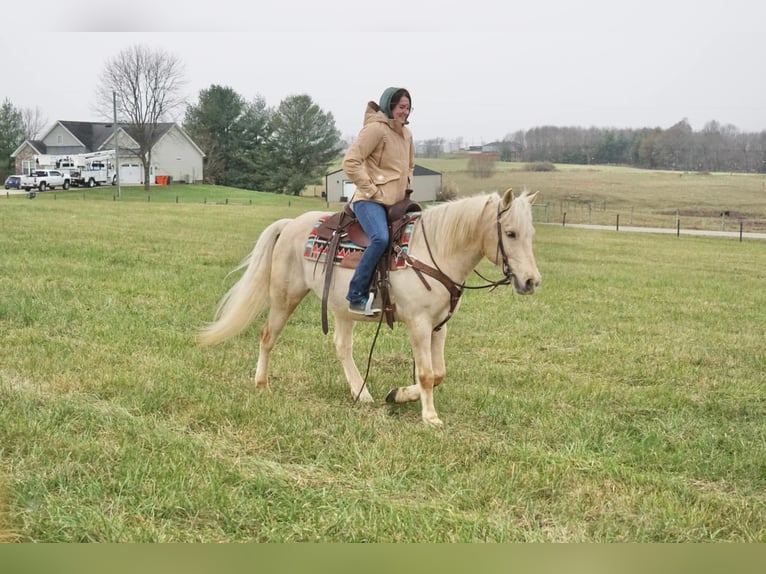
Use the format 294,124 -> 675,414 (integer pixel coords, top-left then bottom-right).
0,98 -> 23,172
184,85 -> 246,185
266,95 -> 341,195
226,96 -> 273,190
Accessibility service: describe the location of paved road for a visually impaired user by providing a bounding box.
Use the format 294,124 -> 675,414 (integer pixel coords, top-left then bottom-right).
546,222 -> 766,241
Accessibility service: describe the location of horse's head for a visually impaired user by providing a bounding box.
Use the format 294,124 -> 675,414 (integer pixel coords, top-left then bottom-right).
488,188 -> 541,295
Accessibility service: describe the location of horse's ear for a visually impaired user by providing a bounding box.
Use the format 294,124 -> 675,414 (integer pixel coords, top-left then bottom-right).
501,187 -> 514,208
526,190 -> 539,205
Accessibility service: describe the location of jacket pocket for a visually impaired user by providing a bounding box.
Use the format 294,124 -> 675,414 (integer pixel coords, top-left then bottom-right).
370,172 -> 401,187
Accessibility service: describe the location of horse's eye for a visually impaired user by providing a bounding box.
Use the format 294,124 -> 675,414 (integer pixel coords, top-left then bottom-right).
506,230 -> 517,239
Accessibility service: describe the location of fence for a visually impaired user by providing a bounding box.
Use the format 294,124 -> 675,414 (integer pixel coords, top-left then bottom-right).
533,202 -> 766,237
1,188 -> 310,213
5,189 -> 765,239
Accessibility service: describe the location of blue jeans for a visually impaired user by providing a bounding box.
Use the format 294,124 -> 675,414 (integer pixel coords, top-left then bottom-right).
346,200 -> 389,303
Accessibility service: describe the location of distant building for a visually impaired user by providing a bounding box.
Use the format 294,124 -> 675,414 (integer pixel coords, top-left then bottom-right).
324,164 -> 442,203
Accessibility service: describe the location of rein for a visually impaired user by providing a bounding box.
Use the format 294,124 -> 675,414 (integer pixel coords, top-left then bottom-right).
405,198 -> 516,331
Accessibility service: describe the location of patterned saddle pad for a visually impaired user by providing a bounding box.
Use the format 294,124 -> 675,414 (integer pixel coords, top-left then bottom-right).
303,214 -> 418,269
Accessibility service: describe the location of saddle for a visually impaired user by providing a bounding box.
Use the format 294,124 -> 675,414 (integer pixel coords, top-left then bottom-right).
316,192 -> 422,334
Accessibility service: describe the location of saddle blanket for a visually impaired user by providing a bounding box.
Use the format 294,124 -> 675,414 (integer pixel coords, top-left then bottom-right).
303,214 -> 418,269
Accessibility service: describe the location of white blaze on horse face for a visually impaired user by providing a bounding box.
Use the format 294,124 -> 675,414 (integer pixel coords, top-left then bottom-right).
504,192 -> 541,294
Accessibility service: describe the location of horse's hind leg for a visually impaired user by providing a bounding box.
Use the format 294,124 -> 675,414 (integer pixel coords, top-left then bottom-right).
255,288 -> 308,389
333,316 -> 374,403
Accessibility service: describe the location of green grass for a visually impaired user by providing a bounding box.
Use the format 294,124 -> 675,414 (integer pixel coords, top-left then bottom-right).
1,182 -> 765,541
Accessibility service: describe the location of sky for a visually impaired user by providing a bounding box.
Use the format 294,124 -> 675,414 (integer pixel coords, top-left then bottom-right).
4,0 -> 765,144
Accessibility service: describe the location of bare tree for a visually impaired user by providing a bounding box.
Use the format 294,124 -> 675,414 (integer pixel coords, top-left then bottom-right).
19,107 -> 47,141
420,138 -> 445,158
95,45 -> 187,191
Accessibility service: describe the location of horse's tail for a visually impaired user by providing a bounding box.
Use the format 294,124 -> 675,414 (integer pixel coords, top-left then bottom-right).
198,218 -> 292,346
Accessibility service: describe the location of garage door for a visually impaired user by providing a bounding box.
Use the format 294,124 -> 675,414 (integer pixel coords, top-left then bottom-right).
119,163 -> 142,184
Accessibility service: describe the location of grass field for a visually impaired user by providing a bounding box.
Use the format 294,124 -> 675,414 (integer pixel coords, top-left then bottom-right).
416,158 -> 766,232
1,174 -> 765,542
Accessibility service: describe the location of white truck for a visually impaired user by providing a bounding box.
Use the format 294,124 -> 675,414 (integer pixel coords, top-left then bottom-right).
20,169 -> 71,191
75,153 -> 116,188
35,152 -> 116,188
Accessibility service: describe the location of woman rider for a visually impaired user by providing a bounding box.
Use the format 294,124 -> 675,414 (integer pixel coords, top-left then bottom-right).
342,87 -> 414,315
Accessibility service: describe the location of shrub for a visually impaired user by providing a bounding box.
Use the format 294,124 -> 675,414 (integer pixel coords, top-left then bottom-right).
468,154 -> 496,178
524,161 -> 556,172
436,180 -> 459,202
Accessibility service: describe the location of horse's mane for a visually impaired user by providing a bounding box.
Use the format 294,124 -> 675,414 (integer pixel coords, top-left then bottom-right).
417,190 -> 535,259
418,193 -> 495,256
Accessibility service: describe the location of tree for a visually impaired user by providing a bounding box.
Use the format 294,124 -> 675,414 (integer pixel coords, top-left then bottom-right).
0,98 -> 23,172
184,85 -> 246,184
226,96 -> 273,190
95,45 -> 187,191
19,106 -> 47,141
266,94 -> 341,195
657,119 -> 694,170
421,138 -> 445,158
595,130 -> 631,165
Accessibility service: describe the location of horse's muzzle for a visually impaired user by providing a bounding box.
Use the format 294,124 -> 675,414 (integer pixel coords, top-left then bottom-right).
514,275 -> 541,295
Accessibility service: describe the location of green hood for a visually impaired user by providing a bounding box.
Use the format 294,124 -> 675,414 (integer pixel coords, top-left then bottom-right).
378,87 -> 400,119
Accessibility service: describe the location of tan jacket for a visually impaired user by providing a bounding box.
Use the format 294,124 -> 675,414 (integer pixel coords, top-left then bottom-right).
342,101 -> 415,207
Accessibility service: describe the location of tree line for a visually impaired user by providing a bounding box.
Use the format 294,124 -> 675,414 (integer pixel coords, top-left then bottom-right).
496,119 -> 766,172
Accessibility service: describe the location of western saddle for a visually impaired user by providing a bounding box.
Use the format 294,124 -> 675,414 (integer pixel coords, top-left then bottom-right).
313,193 -> 422,334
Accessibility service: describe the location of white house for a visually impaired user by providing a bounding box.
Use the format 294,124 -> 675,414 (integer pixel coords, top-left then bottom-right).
12,121 -> 205,185
324,164 -> 442,203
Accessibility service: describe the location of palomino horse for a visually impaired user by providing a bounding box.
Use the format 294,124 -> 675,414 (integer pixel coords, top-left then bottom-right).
199,188 -> 541,424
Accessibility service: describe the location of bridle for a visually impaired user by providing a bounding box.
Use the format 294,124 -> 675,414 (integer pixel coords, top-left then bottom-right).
472,199 -> 515,288
397,196 -> 517,331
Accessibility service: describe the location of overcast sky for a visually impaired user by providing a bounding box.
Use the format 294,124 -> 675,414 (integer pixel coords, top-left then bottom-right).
4,0 -> 765,143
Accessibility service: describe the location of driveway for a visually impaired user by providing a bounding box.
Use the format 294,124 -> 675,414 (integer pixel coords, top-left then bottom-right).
549,222 -> 766,241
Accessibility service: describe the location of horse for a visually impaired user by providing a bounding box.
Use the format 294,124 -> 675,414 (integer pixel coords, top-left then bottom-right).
198,188 -> 541,425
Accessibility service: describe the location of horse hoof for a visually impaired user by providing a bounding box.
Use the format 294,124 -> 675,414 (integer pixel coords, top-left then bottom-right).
385,388 -> 399,403
423,416 -> 443,425
355,392 -> 374,404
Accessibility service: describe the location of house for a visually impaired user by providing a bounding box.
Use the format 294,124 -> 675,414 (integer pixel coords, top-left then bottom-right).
324,164 -> 442,203
11,121 -> 205,185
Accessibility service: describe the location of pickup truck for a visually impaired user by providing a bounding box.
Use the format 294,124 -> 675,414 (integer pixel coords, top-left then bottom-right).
21,169 -> 71,191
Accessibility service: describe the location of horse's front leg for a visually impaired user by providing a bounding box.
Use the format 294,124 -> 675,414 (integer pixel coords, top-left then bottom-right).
394,321 -> 447,424
333,316 -> 374,403
385,324 -> 447,408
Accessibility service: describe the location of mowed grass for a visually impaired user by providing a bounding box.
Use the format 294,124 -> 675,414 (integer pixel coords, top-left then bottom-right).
1,184 -> 765,542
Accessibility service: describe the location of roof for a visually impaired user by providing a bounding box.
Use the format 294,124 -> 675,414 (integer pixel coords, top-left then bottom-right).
413,164 -> 441,176
58,121 -> 114,150
59,121 -> 175,151
13,140 -> 47,155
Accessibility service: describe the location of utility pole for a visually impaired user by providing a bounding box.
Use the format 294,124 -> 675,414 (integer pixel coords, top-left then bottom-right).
113,91 -> 121,198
